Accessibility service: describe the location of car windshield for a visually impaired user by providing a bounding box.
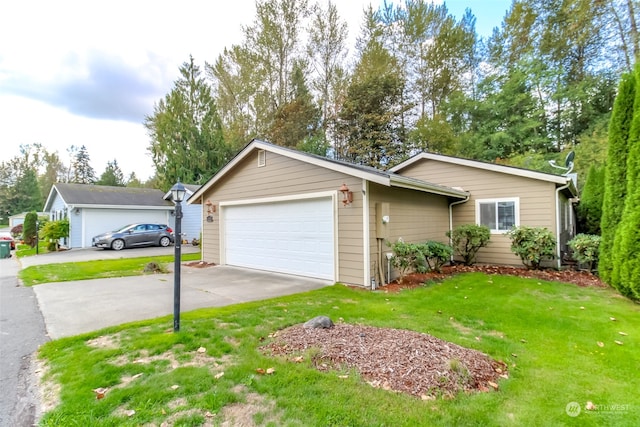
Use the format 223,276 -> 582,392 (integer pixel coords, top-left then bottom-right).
113,224 -> 135,233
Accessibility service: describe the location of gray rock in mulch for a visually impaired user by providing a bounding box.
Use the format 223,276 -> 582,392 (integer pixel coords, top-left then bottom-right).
303,316 -> 334,329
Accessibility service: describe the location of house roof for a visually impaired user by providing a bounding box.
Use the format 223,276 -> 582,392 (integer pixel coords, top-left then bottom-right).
189,139 -> 469,203
390,152 -> 578,196
44,183 -> 174,211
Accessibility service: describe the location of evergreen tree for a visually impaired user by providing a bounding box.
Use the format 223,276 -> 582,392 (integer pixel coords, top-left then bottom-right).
70,145 -> 96,184
96,159 -> 125,186
146,56 -> 231,190
126,172 -> 143,188
268,63 -> 321,147
600,72 -> 635,285
576,165 -> 605,235
611,64 -> 640,299
12,168 -> 42,213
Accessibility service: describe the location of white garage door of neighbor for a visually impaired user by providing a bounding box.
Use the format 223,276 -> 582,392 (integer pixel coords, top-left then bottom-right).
224,198 -> 335,280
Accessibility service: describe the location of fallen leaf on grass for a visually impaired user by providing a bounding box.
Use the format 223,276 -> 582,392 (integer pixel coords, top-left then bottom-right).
614,340 -> 623,345
266,367 -> 275,374
619,332 -> 628,336
292,356 -> 304,363
215,372 -> 225,379
92,388 -> 108,399
488,381 -> 499,390
421,394 -> 435,400
171,385 -> 180,390
338,375 -> 349,379
124,409 -> 136,417
597,342 -> 604,347
610,317 -> 616,321
500,374 -> 509,380
256,368 -> 266,374
197,347 -> 206,353
205,411 -> 215,418
586,401 -> 596,410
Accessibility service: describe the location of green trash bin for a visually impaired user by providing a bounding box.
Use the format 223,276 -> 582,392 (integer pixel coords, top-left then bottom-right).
0,241 -> 10,259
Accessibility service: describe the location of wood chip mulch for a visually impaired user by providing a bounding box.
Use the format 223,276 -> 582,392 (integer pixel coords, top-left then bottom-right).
380,264 -> 606,293
261,324 -> 507,399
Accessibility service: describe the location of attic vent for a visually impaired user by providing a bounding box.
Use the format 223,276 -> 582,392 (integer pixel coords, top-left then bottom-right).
258,150 -> 266,167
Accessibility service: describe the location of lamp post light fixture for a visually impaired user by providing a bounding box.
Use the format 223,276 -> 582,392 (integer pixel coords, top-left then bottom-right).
170,180 -> 187,332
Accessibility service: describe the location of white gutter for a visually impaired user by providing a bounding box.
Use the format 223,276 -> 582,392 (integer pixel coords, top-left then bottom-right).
555,182 -> 571,269
448,195 -> 470,262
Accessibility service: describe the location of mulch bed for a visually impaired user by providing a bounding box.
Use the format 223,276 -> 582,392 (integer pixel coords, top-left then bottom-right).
379,264 -> 606,293
262,324 -> 507,399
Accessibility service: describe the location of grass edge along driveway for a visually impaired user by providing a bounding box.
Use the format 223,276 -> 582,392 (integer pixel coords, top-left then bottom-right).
37,273 -> 639,426
19,253 -> 201,286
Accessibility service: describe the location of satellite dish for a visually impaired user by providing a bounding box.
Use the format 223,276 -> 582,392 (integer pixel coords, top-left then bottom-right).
548,151 -> 575,176
565,151 -> 575,168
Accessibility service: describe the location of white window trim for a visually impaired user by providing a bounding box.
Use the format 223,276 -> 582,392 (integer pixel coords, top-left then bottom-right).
475,197 -> 520,234
258,150 -> 266,167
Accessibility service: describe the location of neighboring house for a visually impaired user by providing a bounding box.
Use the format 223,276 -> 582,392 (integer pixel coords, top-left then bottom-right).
164,184 -> 202,243
43,183 -> 175,249
9,212 -> 47,228
389,153 -> 577,268
189,140 -> 578,287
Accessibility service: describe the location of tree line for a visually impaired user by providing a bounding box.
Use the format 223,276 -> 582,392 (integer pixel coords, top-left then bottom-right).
2,0 -> 638,220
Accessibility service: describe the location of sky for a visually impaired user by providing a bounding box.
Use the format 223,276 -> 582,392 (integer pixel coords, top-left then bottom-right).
0,0 -> 511,182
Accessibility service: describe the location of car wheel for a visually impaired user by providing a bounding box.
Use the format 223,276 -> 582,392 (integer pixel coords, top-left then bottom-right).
111,239 -> 125,251
159,236 -> 171,247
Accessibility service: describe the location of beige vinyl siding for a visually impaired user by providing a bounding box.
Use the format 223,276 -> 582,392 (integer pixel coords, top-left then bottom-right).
368,183 -> 450,283
199,149 -> 364,286
400,160 -> 557,265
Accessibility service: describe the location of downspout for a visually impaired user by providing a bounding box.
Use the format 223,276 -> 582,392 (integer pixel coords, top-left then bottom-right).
449,195 -> 470,263
555,182 -> 571,270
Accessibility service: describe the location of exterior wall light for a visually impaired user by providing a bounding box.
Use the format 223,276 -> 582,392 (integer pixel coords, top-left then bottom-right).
339,183 -> 353,206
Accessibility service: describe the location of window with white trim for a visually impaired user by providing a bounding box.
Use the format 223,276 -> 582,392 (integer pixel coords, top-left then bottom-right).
476,198 -> 519,232
258,150 -> 266,167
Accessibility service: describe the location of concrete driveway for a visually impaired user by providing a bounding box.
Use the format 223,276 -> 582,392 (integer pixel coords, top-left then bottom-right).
23,247 -> 331,339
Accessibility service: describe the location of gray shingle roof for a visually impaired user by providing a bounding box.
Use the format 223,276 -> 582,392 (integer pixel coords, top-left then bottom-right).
53,183 -> 173,207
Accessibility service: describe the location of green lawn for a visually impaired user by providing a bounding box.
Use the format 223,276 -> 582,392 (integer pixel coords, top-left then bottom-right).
37,274 -> 639,426
19,252 -> 201,286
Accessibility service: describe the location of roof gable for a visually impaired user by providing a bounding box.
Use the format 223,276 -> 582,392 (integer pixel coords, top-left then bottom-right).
189,139 -> 469,202
44,183 -> 172,211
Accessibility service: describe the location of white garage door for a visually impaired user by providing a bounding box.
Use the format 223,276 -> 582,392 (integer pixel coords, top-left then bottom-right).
223,197 -> 335,280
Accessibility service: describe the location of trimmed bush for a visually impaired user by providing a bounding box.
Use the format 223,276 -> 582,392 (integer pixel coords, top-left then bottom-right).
22,212 -> 38,248
507,226 -> 556,269
568,234 -> 601,272
446,224 -> 491,266
417,241 -> 453,273
389,240 -> 424,283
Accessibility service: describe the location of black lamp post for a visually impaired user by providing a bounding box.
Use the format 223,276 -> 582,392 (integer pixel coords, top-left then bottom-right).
35,220 -> 39,255
170,180 -> 186,332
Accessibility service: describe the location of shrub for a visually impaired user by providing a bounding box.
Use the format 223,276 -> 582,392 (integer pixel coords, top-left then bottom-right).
568,234 -> 601,272
417,241 -> 453,273
41,219 -> 69,251
507,226 -> 556,269
389,240 -> 423,283
446,224 -> 491,266
22,212 -> 38,248
10,224 -> 23,238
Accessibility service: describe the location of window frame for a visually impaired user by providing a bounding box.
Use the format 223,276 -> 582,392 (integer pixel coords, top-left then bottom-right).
475,197 -> 520,233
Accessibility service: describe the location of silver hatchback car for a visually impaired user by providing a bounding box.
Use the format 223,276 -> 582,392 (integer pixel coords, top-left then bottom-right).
92,223 -> 174,251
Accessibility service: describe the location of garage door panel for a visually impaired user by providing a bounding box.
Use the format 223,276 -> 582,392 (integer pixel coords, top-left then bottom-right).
224,198 -> 334,280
